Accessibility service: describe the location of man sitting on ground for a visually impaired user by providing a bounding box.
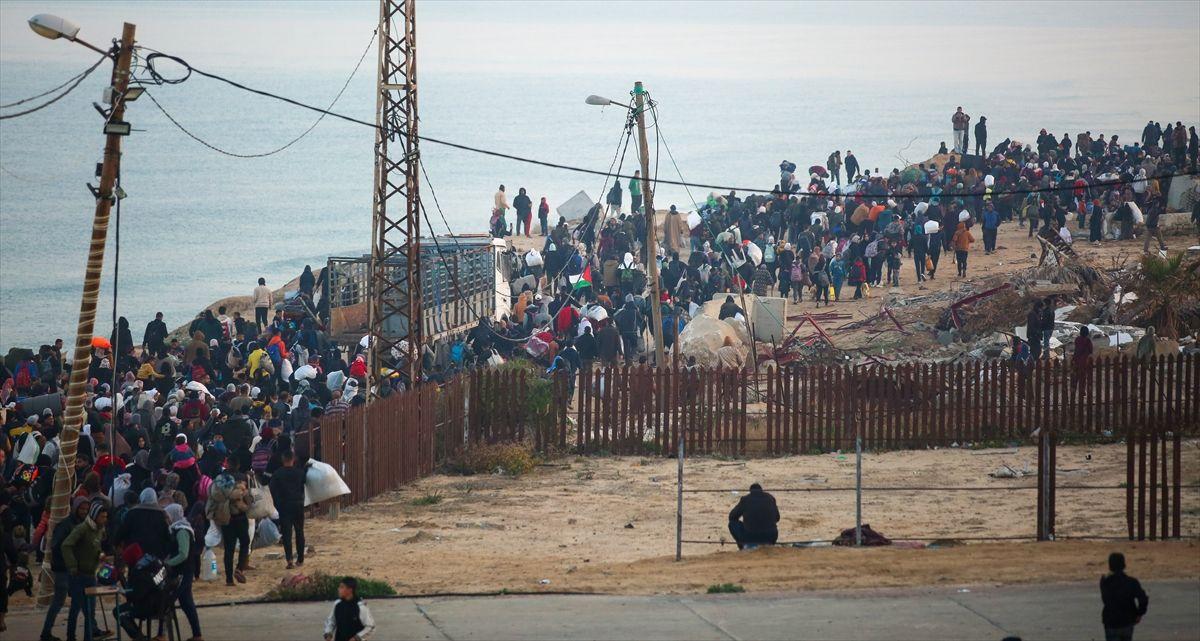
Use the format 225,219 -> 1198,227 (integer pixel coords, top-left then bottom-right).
728,483 -> 779,550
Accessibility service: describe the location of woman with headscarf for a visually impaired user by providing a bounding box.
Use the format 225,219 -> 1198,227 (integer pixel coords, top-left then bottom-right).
163,503 -> 203,641
115,487 -> 171,560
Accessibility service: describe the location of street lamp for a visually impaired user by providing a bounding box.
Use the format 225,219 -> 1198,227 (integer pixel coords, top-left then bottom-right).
585,94 -> 632,110
30,14 -> 138,606
28,13 -> 113,56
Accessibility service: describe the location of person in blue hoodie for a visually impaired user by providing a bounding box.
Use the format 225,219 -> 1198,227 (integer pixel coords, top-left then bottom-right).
982,202 -> 1001,254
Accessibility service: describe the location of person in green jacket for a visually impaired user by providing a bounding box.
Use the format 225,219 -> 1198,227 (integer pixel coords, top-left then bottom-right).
62,503 -> 109,641
629,170 -> 643,214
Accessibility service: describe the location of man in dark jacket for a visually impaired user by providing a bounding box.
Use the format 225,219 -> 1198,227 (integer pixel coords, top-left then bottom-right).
270,451 -> 307,568
217,412 -> 256,459
728,483 -> 780,549
613,301 -> 643,366
974,116 -> 988,156
1100,552 -> 1148,641
143,312 -> 169,355
718,295 -> 744,321
595,323 -> 621,366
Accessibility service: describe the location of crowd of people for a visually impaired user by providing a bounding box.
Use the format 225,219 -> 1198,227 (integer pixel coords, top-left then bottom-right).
468,114 -> 1197,379
0,284 -> 387,639
0,112 -> 1195,638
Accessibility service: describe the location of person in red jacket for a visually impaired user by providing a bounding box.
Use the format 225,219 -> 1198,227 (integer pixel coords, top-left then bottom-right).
849,257 -> 868,299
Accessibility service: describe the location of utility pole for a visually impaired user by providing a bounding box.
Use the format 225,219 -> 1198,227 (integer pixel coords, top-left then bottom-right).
368,0 -> 421,397
632,81 -> 664,366
38,21 -> 136,602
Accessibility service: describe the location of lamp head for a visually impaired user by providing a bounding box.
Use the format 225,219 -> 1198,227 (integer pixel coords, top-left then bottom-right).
28,13 -> 81,41
585,95 -> 613,107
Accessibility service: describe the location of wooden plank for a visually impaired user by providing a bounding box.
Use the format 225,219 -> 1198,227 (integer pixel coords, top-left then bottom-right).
733,371 -> 742,456
1173,431 -> 1182,539
1127,422 -> 1135,539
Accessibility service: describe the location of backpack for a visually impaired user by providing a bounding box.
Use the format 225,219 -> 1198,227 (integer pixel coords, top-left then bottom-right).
125,554 -> 176,618
790,263 -> 805,283
14,361 -> 35,390
251,441 -> 273,474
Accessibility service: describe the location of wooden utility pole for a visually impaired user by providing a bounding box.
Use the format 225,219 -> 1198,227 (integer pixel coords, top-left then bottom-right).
38,21 -> 136,603
632,81 -> 665,366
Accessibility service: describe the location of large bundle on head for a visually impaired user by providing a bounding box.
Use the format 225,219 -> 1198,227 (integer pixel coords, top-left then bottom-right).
677,314 -> 749,368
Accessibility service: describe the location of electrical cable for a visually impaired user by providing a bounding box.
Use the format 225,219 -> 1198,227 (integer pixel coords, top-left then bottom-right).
134,30 -> 375,158
0,55 -> 109,120
134,47 -> 1197,198
0,55 -> 108,109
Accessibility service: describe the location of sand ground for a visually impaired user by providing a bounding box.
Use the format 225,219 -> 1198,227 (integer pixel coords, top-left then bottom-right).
159,441 -> 1200,602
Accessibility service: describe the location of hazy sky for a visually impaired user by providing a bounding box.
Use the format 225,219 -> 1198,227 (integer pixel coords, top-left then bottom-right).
2,1 -> 1198,83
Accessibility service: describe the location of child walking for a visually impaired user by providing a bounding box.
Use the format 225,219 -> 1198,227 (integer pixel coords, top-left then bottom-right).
324,578 -> 376,641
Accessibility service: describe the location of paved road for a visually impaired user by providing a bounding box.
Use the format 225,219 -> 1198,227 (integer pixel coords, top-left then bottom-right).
9,580 -> 1198,640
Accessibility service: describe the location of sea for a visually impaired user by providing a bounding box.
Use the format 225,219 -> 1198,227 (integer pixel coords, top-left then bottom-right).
2,59 -> 1198,350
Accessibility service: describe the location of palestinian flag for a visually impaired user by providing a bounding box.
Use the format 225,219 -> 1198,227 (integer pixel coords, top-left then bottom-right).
570,264 -> 593,290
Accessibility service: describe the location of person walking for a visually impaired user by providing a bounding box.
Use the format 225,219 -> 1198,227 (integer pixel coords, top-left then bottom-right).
207,459 -> 252,586
727,483 -> 779,550
163,503 -> 203,641
252,278 -> 272,332
952,107 -> 970,154
951,221 -> 974,278
982,202 -> 1000,254
827,151 -> 842,185
270,450 -> 307,569
40,498 -> 91,641
974,116 -> 988,156
1026,300 -> 1044,361
924,219 -> 942,279
1100,552 -> 1148,641
537,197 -> 550,236
629,170 -> 643,214
844,150 -> 860,182
62,503 -> 109,641
513,187 -> 533,238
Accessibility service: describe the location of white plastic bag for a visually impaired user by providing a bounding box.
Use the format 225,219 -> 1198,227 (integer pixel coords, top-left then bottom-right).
204,521 -> 222,548
253,518 -> 281,548
487,349 -> 505,368
686,211 -> 702,230
304,459 -> 352,506
111,473 -> 131,508
16,433 -> 39,465
525,249 -> 543,267
280,358 -> 294,381
247,481 -> 278,520
200,547 -> 219,582
984,174 -> 995,187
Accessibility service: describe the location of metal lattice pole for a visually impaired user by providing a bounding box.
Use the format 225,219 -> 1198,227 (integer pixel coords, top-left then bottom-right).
368,0 -> 421,397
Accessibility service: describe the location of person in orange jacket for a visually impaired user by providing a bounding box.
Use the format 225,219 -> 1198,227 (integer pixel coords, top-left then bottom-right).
951,221 -> 975,277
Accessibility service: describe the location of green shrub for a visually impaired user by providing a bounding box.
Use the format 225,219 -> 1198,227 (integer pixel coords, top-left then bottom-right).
410,492 -> 443,506
452,442 -> 537,476
706,583 -> 745,594
266,572 -> 396,602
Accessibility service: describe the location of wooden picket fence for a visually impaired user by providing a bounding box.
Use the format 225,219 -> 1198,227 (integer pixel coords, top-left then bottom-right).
574,366 -> 747,455
311,353 -> 1198,511
762,353 -> 1200,453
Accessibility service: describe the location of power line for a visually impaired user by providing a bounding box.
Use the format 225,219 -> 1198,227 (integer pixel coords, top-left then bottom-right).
134,31 -> 375,158
0,56 -> 108,120
136,47 -> 1196,199
0,55 -> 109,109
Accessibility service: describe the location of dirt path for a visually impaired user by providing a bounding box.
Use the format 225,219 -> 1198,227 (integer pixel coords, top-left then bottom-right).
161,441 -> 1199,601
